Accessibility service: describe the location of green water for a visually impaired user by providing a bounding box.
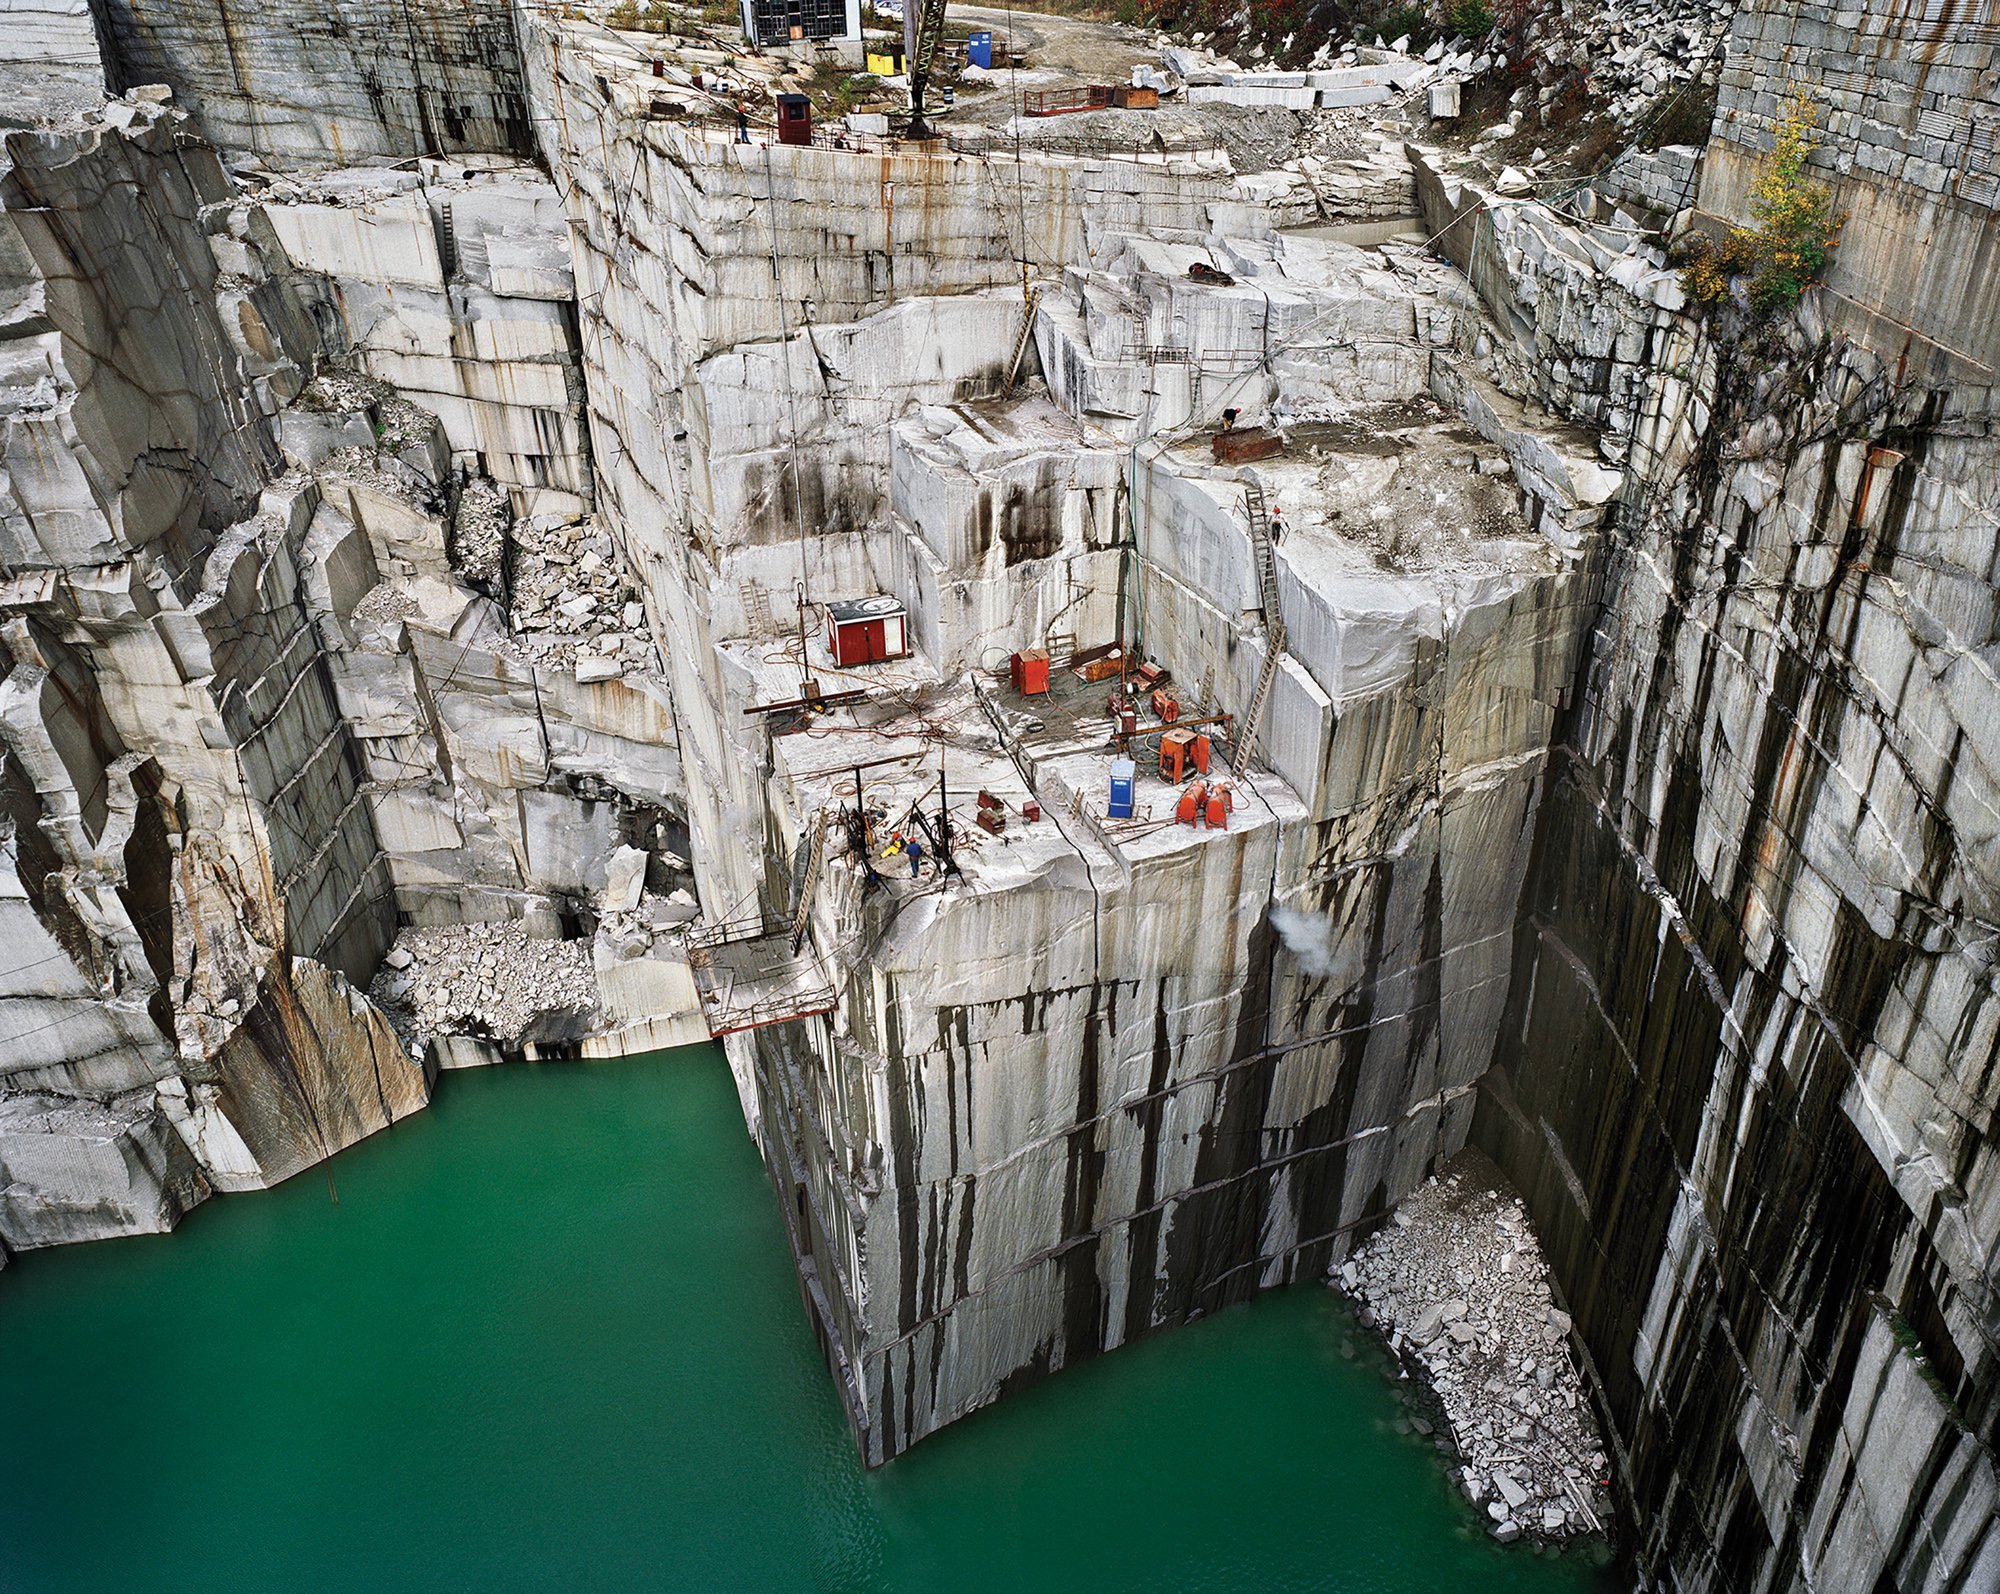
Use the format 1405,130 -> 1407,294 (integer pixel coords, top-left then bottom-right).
0,1049 -> 1616,1594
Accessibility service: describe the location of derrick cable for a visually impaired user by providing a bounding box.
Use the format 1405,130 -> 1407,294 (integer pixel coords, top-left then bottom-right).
1005,0 -> 1030,290
760,139 -> 818,626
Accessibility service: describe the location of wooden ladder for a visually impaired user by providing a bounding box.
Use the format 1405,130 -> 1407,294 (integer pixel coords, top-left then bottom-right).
1243,483 -> 1282,624
740,581 -> 774,637
789,810 -> 828,953
1232,621 -> 1286,774
1001,287 -> 1043,398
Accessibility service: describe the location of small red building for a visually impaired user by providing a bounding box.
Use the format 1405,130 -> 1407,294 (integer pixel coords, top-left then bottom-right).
825,597 -> 910,666
775,93 -> 812,146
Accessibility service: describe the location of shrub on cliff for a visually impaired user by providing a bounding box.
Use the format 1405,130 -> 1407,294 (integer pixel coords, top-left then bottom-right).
1677,89 -> 1843,316
1448,0 -> 1493,37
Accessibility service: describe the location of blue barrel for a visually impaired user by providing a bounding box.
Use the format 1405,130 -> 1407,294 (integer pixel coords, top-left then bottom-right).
967,29 -> 993,68
1108,757 -> 1136,819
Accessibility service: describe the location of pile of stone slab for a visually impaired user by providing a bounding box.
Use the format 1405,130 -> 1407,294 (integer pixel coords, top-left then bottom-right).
369,922 -> 602,1053
503,514 -> 657,680
1335,1154 -> 1612,1543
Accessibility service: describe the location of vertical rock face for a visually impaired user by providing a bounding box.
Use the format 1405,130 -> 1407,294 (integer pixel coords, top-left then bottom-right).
259,164 -> 591,513
0,31 -> 688,1255
1479,325 -> 2000,1589
1461,5 -> 2000,1580
93,0 -> 532,167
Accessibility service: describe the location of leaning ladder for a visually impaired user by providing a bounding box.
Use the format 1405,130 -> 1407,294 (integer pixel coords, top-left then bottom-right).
1232,620 -> 1286,774
435,200 -> 460,279
1001,287 -> 1043,398
789,810 -> 828,952
1243,483 -> 1282,622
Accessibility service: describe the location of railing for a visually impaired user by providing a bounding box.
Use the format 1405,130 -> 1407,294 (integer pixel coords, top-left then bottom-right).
1023,85 -> 1113,117
684,911 -> 789,951
700,979 -> 839,1038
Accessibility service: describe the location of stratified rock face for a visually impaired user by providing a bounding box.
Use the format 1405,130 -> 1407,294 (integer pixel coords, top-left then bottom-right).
0,1087 -> 206,1244
1,110 -> 290,571
259,165 -> 591,512
1702,0 -> 2000,377
94,0 -> 532,167
0,74 -> 689,1252
0,98 -> 430,1248
1479,326 -> 2000,1591
1409,4 -> 2000,1585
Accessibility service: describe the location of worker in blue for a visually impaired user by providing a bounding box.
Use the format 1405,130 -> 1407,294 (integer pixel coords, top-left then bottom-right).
906,837 -> 925,877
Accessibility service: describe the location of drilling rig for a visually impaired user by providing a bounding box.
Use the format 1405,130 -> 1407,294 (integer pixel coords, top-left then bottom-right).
901,0 -> 951,137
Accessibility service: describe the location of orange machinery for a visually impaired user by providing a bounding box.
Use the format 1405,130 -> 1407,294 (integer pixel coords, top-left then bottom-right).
1176,777 -> 1233,829
1010,648 -> 1050,695
1158,728 -> 1212,783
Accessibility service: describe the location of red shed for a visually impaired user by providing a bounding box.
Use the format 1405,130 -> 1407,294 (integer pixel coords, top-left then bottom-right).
825,597 -> 910,666
775,94 -> 812,146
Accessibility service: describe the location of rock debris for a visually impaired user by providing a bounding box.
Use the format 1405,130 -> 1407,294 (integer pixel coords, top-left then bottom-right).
501,513 -> 659,679
369,923 -> 602,1054
1337,1153 -> 1611,1544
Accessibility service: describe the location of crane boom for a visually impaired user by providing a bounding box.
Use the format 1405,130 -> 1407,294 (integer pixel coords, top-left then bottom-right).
902,0 -> 951,137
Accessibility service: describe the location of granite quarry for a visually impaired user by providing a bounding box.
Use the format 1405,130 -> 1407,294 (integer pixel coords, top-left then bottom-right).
3,0 -> 1999,1586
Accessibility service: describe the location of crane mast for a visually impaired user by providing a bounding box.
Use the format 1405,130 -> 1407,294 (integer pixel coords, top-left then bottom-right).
901,0 -> 951,137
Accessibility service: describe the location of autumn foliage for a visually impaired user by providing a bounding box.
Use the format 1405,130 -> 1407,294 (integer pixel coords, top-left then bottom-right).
1679,89 -> 1844,314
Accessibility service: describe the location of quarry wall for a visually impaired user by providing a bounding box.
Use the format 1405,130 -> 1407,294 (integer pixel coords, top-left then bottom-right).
511,5 -> 1632,1469
1417,10 -> 2000,1586
0,55 -> 686,1248
1,0 -> 1996,1586
92,0 -> 534,167
1699,0 -> 2000,381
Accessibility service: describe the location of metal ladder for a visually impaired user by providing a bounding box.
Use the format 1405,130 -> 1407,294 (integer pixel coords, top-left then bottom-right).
740,581 -> 774,638
789,810 -> 828,953
435,200 -> 459,280
1243,484 -> 1282,623
1001,287 -> 1042,397
1232,620 -> 1286,774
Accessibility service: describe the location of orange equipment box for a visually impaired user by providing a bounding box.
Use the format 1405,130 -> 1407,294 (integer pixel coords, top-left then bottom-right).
1011,648 -> 1050,695
1212,426 -> 1282,464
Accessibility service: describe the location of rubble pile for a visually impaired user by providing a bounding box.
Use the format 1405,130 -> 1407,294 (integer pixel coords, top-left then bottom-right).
1542,0 -> 1732,128
369,922 -> 602,1052
297,371 -> 437,456
452,476 -> 510,590
503,514 -> 659,678
1336,1154 -> 1611,1544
